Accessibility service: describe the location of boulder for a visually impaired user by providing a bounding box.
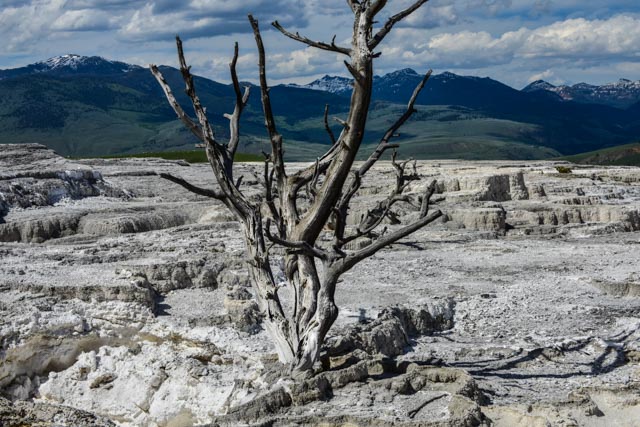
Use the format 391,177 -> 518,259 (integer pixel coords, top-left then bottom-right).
0,397 -> 115,427
116,257 -> 226,294
223,287 -> 262,333
328,300 -> 455,358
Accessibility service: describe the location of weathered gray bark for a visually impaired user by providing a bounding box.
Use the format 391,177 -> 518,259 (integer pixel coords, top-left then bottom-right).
150,0 -> 441,378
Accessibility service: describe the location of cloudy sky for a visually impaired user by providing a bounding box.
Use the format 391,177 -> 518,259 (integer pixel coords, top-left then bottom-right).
1,0 -> 639,88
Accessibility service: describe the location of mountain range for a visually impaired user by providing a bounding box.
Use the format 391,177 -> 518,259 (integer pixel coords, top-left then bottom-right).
0,55 -> 638,161
300,69 -> 640,109
523,78 -> 640,109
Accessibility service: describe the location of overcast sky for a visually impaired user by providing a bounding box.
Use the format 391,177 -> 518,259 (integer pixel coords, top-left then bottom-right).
1,0 -> 639,88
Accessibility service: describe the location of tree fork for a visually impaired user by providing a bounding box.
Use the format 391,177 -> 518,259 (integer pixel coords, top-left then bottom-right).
150,0 -> 440,378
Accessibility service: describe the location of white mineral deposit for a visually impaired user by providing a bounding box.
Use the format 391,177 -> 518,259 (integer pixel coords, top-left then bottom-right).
1,143 -> 639,426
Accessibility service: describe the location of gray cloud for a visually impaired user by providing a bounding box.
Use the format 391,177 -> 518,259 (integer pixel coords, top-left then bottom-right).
118,0 -> 310,42
403,1 -> 460,29
529,0 -> 551,18
51,9 -> 120,31
0,1 -> 639,88
2,0 -> 31,6
66,0 -> 145,10
423,15 -> 640,68
466,0 -> 513,16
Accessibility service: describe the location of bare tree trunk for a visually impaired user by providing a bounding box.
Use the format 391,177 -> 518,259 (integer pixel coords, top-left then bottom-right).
150,0 -> 442,377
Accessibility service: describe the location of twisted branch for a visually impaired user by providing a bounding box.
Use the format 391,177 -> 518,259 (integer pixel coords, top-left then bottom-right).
249,15 -> 287,189
272,21 -> 351,55
158,173 -> 226,200
333,69 -> 432,244
149,65 -> 203,142
324,104 -> 337,146
265,219 -> 328,259
369,0 -> 431,50
225,42 -> 251,168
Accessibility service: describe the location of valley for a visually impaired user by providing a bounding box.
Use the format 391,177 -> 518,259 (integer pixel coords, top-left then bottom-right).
1,56 -> 638,161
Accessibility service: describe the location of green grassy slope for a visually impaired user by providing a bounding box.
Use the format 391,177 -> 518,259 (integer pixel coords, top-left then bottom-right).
561,142 -> 640,166
284,103 -> 561,161
0,74 -> 192,156
1,67 -> 632,161
0,73 -> 555,161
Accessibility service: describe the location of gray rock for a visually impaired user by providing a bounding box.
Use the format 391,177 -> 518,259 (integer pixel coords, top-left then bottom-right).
0,213 -> 83,243
80,210 -> 193,236
118,257 -> 225,294
509,171 -> 530,200
224,287 -> 262,333
0,396 -> 116,427
530,183 -> 547,198
328,302 -> 455,358
19,282 -> 156,309
0,143 -> 126,210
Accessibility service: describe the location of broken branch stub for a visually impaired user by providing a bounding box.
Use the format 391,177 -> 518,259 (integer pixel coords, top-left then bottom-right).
149,1 -> 440,377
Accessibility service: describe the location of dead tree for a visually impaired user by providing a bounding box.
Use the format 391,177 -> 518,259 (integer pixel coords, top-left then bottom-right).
150,0 -> 441,378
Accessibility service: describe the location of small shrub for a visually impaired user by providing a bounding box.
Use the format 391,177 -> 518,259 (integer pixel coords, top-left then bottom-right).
555,165 -> 572,174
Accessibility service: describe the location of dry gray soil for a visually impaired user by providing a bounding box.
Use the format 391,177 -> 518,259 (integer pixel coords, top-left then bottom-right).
1,144 -> 639,426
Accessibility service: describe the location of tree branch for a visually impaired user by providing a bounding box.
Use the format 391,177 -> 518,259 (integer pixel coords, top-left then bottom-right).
265,219 -> 328,259
226,42 -> 251,164
332,170 -> 359,248
249,15 -> 287,187
344,60 -> 365,85
339,153 -> 418,248
149,64 -> 203,142
369,0 -> 430,50
324,104 -> 337,146
175,36 -> 217,145
169,35 -> 256,219
420,180 -> 437,217
341,194 -> 407,246
337,168 -> 440,270
336,209 -> 442,274
334,70 -> 431,236
158,173 -> 226,200
367,0 -> 388,19
289,150 -> 338,196
361,70 -> 432,178
346,0 -> 360,13
287,103 -> 343,194
272,21 -> 351,56
263,160 -> 284,237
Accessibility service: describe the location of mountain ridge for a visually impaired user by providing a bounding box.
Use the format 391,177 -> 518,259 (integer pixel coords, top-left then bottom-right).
522,78 -> 640,108
0,55 -> 142,81
5,54 -> 639,109
0,54 -> 638,160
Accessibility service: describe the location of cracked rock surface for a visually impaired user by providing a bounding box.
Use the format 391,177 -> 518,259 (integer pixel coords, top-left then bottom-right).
1,144 -> 639,426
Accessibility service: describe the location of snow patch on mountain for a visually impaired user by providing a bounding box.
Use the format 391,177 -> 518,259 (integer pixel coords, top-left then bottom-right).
522,80 -> 557,92
299,75 -> 353,95
301,69 -> 426,95
383,68 -> 419,79
38,54 -> 86,70
522,78 -> 640,108
32,55 -> 141,74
